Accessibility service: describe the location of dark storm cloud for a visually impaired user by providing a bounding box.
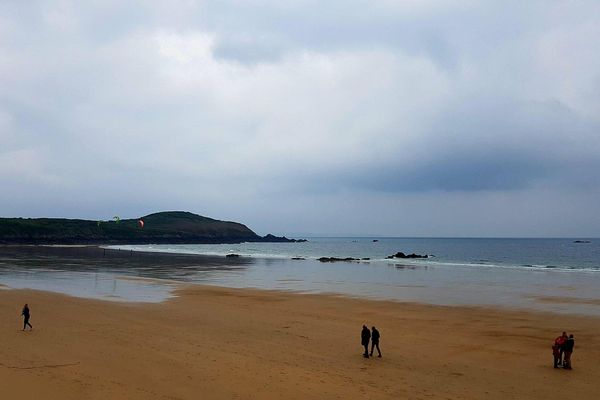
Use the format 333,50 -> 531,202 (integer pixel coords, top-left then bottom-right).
282,95 -> 600,194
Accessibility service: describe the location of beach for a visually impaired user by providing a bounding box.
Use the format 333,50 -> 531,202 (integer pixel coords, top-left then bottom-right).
2,285 -> 599,400
3,1 -> 598,398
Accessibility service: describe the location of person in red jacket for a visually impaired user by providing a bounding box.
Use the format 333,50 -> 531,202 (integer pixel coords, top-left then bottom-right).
553,331 -> 567,367
552,339 -> 562,368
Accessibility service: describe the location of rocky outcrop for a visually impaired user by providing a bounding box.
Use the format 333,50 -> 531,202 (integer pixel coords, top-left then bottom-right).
318,257 -> 360,262
259,234 -> 308,243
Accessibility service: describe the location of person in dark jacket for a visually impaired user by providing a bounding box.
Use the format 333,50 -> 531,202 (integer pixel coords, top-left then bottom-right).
562,334 -> 575,369
361,325 -> 371,358
370,326 -> 382,357
21,303 -> 33,331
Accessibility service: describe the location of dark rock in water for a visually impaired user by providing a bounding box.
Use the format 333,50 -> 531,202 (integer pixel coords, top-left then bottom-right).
372,239 -> 379,242
225,253 -> 240,258
291,257 -> 306,260
387,251 -> 428,259
573,240 -> 591,243
318,257 -> 359,262
361,257 -> 371,260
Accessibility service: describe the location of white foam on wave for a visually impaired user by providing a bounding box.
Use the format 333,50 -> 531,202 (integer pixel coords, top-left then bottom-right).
414,259 -> 600,273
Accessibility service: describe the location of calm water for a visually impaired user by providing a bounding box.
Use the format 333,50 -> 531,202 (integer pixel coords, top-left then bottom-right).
113,237 -> 600,272
1,238 -> 600,315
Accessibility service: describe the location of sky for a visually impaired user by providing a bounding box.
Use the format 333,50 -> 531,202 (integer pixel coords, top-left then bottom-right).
1,1 -> 599,237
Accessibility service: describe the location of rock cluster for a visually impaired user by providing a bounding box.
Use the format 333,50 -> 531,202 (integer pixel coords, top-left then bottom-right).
386,252 -> 428,259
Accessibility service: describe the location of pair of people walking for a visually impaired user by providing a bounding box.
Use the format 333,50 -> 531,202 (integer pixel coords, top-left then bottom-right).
360,325 -> 381,358
552,331 -> 575,369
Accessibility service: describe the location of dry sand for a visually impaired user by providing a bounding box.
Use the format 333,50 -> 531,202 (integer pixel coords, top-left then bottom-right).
1,286 -> 599,399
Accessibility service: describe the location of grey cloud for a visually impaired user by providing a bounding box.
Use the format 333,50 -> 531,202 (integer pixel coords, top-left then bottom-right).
266,95 -> 600,194
358,154 -> 551,192
1,1 -> 600,236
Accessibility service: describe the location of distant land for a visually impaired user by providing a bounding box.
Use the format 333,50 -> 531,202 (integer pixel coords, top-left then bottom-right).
0,211 -> 304,245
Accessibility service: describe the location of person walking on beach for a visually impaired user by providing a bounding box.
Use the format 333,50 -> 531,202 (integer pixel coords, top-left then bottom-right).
370,326 -> 382,358
361,325 -> 371,358
21,303 -> 33,331
562,334 -> 575,369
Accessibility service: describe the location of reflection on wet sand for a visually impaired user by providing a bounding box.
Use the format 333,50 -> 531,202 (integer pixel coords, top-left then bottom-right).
0,246 -> 251,302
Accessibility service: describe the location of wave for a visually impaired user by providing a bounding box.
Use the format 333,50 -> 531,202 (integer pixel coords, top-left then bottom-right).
104,245 -> 301,260
104,244 -> 600,274
419,260 -> 600,273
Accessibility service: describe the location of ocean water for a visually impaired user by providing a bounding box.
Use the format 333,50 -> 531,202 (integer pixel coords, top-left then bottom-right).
111,237 -> 600,272
107,238 -> 600,315
2,238 -> 600,315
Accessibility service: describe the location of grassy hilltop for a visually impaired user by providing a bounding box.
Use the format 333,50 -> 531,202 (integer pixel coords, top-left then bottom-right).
0,211 -> 290,244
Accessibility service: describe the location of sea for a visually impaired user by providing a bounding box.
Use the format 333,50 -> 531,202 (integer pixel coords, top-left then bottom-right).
2,238 -> 600,315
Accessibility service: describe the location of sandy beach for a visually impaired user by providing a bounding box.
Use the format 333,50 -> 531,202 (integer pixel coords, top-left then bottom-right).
1,285 -> 599,400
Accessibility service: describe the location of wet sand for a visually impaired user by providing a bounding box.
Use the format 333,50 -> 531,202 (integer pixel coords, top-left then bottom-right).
1,286 -> 599,399
0,244 -> 253,269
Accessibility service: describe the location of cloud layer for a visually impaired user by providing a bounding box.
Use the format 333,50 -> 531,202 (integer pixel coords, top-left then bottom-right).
1,1 -> 599,236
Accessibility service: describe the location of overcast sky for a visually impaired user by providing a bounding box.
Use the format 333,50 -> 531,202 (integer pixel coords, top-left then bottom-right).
1,1 -> 599,237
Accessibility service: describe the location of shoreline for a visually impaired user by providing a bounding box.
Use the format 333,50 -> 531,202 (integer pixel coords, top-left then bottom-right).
3,245 -> 600,315
7,279 -> 600,321
1,285 -> 599,399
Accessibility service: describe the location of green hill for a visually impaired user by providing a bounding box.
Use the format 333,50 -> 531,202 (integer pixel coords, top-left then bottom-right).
0,211 -> 295,244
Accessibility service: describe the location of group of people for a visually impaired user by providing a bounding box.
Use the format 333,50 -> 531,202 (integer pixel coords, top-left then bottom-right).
552,331 -> 575,369
360,325 -> 381,358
